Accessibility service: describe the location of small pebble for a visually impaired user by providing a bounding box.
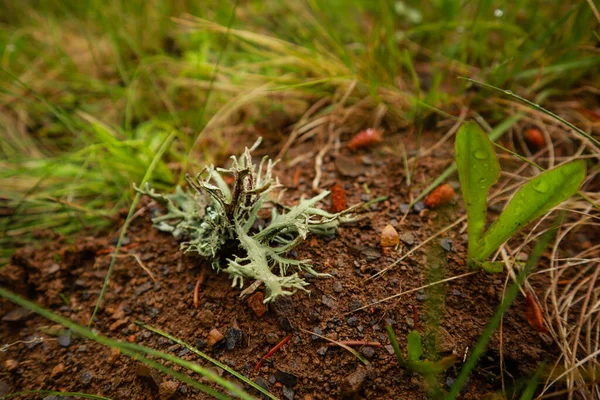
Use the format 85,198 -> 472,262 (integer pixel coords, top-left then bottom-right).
283,386 -> 295,400
225,327 -> 243,350
360,346 -> 375,358
197,310 -> 214,328
321,295 -> 336,309
347,317 -> 359,327
311,327 -> 323,340
332,281 -> 343,293
58,330 -> 72,347
440,238 -> 452,251
317,346 -> 328,356
79,371 -> 94,386
207,329 -> 224,347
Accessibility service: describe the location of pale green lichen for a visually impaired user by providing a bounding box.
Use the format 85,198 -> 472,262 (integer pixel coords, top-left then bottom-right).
135,139 -> 352,302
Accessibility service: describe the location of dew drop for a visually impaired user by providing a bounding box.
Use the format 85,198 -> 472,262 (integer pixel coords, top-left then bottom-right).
474,150 -> 487,160
494,9 -> 504,17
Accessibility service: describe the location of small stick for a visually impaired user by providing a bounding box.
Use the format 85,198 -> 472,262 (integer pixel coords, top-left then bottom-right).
193,268 -> 207,308
254,333 -> 293,372
325,341 -> 381,347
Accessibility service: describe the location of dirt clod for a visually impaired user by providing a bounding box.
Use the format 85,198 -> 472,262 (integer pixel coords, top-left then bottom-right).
274,370 -> 298,387
340,365 -> 369,399
159,380 -> 179,400
197,309 -> 214,328
248,292 -> 267,317
225,327 -> 243,350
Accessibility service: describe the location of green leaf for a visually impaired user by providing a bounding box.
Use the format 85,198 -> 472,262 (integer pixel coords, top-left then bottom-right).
385,324 -> 406,367
477,160 -> 586,261
455,122 -> 500,262
480,261 -> 504,273
407,330 -> 423,362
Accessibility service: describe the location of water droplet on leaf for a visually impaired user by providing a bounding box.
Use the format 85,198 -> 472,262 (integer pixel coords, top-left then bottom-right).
474,150 -> 487,160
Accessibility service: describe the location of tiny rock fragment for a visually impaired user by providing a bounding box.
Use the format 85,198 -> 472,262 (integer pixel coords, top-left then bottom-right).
380,225 -> 399,248
247,292 -> 267,317
330,182 -> 347,213
524,128 -> 545,148
197,309 -> 214,328
4,359 -> 18,372
348,128 -> 383,151
207,328 -> 225,347
340,366 -> 369,399
274,370 -> 298,387
159,380 -> 179,400
225,327 -> 243,350
424,184 -> 455,208
50,363 -> 64,378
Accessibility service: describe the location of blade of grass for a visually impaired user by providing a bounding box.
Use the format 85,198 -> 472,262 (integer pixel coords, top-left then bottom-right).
385,324 -> 406,368
136,322 -> 278,400
0,287 -> 254,400
447,212 -> 564,399
462,78 -> 600,148
0,390 -> 111,400
89,131 -> 176,326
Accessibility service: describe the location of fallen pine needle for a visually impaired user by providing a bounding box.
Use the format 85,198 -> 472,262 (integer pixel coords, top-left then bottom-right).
298,327 -> 369,366
254,333 -> 293,372
325,341 -> 381,347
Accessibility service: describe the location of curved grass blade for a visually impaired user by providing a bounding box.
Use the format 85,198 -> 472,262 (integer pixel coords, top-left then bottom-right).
0,287 -> 255,400
406,330 -> 423,362
0,390 -> 111,399
385,324 -> 406,368
447,213 -> 564,399
455,122 -> 500,263
89,131 -> 176,326
462,78 -> 600,149
136,322 -> 278,400
477,160 -> 586,262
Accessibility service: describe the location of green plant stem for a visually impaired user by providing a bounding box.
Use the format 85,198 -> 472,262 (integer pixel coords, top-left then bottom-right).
89,131 -> 176,326
0,287 -> 254,400
136,322 -> 277,400
0,390 -> 111,400
447,213 -> 563,399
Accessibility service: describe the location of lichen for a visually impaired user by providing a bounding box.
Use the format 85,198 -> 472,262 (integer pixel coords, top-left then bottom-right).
135,138 -> 352,302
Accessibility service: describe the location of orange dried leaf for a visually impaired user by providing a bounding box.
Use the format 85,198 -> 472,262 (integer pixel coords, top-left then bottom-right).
424,184 -> 455,208
348,128 -> 383,151
524,128 -> 545,148
524,291 -> 547,333
330,182 -> 347,213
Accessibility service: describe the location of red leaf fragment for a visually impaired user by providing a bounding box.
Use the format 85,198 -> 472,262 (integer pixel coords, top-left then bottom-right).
424,184 -> 455,208
330,182 -> 347,213
348,128 -> 383,151
524,290 -> 547,333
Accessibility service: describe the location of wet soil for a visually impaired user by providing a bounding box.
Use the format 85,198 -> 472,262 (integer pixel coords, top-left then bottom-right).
0,130 -> 559,399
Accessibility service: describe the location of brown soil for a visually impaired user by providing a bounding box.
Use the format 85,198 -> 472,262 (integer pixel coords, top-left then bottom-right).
0,131 -> 558,399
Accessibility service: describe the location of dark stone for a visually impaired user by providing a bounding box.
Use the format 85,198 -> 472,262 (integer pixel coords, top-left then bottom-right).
225,327 -> 243,350
347,317 -> 359,326
360,347 -> 375,358
440,238 -> 452,251
283,386 -> 295,400
268,375 -> 276,385
178,348 -> 190,357
58,330 -> 72,347
135,282 -> 153,296
321,295 -> 336,309
400,232 -> 416,245
195,338 -> 207,349
398,203 -> 410,214
311,327 -> 322,340
274,370 -> 297,387
317,346 -> 328,356
348,299 -> 363,311
413,202 -> 426,212
178,384 -> 188,394
332,281 -> 343,293
146,307 -> 160,318
79,371 -> 94,386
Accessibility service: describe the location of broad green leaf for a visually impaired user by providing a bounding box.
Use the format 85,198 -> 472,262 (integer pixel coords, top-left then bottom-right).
455,122 -> 500,260
407,330 -> 423,362
477,160 -> 586,261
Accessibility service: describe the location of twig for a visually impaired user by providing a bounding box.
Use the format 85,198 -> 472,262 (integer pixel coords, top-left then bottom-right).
254,333 -> 293,372
193,267 -> 207,309
325,341 -> 380,347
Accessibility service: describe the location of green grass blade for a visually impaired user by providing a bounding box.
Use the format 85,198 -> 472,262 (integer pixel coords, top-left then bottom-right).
478,160 -> 586,261
455,122 -> 500,262
463,78 -> 600,149
447,213 -> 564,399
0,390 -> 111,399
406,330 -> 423,362
89,131 -> 176,326
137,322 -> 278,400
385,324 -> 406,368
0,287 -> 254,400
